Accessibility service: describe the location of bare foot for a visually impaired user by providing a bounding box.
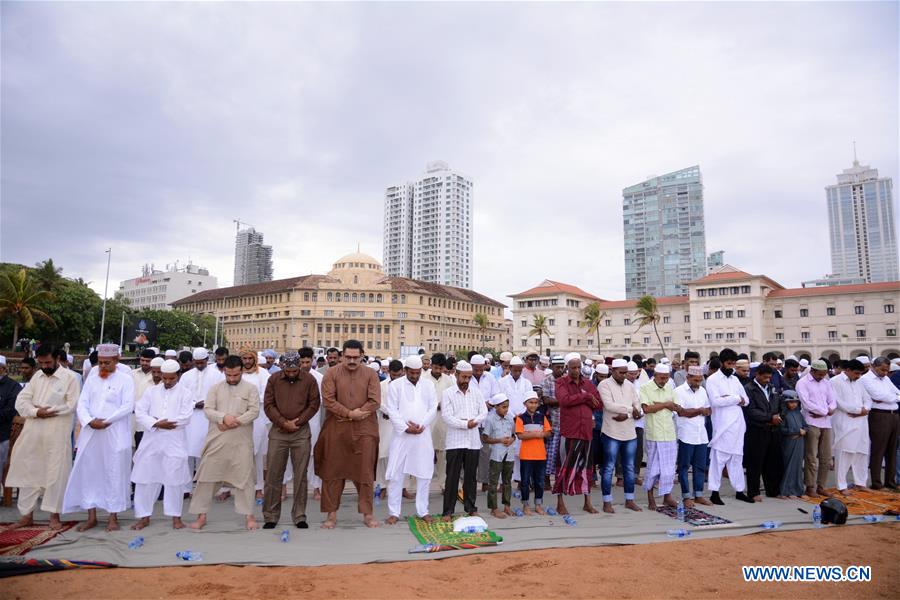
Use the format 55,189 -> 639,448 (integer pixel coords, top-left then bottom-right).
647,500 -> 658,511
491,508 -> 507,519
131,517 -> 150,531
624,500 -> 642,512
402,489 -> 414,499
839,489 -> 852,497
189,515 -> 207,530
503,506 -> 513,516
321,512 -> 337,529
245,515 -> 258,530
557,502 -> 570,516
695,497 -> 712,506
48,514 -> 64,530
777,495 -> 788,499
583,502 -> 599,514
467,511 -> 479,517
10,513 -> 34,529
421,515 -> 434,524
172,517 -> 185,529
603,502 -> 615,514
106,516 -> 121,532
313,488 -> 321,501
753,495 -> 763,503
77,517 -> 98,532
441,515 -> 453,523
663,495 -> 678,508
635,478 -> 643,486
363,514 -> 380,528
534,505 -> 546,515
790,495 -> 801,500
523,505 -> 533,516
385,515 -> 399,525
683,499 -> 695,510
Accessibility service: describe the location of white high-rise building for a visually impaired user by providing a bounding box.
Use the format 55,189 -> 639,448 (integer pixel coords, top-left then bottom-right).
383,161 -> 473,289
234,227 -> 273,286
119,262 -> 217,310
826,155 -> 898,283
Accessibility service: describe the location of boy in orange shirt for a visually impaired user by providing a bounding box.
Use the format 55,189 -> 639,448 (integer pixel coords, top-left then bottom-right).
516,390 -> 552,515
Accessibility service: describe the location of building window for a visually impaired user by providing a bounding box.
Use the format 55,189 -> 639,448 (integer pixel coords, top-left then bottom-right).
324,310 -> 334,317
885,304 -> 895,314
888,328 -> 897,337
604,319 -> 611,326
623,337 -> 630,345
725,310 -> 733,318
643,337 -> 650,344
775,332 -> 784,340
548,318 -> 555,326
327,292 -> 333,302
663,336 -> 671,343
663,316 -> 670,324
303,292 -> 310,302
741,286 -> 751,294
856,329 -> 866,338
774,310 -> 782,318
854,306 -> 864,315
801,331 -> 810,340
698,289 -> 707,297
737,309 -> 746,318
374,311 -> 384,318
521,338 -> 527,346
826,307 -> 836,316
828,330 -> 837,339
684,315 -> 690,323
716,333 -> 724,340
704,333 -> 712,341
738,331 -> 746,339
726,332 -> 734,340
623,318 -> 630,326
548,338 -> 555,345
521,320 -> 527,327
800,308 -> 808,317
714,311 -> 723,319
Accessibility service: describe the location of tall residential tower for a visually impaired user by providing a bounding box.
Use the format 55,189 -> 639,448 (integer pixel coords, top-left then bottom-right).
383,161 -> 473,289
233,227 -> 273,286
826,155 -> 898,283
623,165 -> 707,299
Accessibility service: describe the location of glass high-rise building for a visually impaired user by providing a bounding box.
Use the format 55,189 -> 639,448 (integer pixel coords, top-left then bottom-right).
623,165 -> 707,299
233,227 -> 273,286
826,157 -> 898,283
383,161 -> 473,289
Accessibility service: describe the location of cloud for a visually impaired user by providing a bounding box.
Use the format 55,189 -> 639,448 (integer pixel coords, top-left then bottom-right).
2,2 -> 897,312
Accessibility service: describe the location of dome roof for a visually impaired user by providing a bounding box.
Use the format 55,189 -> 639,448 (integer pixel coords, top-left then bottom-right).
332,252 -> 382,272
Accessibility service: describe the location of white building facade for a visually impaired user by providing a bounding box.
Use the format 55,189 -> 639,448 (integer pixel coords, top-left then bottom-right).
119,263 -> 218,311
383,161 -> 473,289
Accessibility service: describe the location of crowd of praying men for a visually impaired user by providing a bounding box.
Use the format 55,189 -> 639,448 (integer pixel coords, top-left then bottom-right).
0,342 -> 898,533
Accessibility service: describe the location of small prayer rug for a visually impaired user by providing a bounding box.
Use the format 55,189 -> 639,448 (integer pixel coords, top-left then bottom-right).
0,557 -> 116,578
0,522 -> 77,557
407,517 -> 503,552
655,506 -> 732,527
803,488 -> 900,516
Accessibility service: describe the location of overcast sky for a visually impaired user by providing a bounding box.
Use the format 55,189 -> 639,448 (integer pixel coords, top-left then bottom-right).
2,1 -> 897,311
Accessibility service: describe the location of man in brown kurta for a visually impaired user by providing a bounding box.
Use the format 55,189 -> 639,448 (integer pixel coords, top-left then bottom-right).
314,339 -> 381,528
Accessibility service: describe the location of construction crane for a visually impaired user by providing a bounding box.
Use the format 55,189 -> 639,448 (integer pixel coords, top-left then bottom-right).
233,219 -> 255,233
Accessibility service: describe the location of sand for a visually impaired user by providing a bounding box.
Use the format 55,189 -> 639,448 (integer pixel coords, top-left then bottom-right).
6,522 -> 898,599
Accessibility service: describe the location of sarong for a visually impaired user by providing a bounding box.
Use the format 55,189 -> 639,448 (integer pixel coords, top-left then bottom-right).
545,407 -> 561,476
552,438 -> 591,496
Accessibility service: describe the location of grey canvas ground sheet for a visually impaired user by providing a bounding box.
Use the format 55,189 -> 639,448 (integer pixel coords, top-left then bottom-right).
3,477 -> 887,567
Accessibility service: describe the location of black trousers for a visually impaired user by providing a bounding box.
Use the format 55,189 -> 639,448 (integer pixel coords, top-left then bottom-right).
745,426 -> 783,497
443,448 -> 479,516
869,409 -> 899,488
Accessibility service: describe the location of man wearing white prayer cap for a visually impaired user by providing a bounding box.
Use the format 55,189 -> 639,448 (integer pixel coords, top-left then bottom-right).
180,347 -> 225,476
622,360 -> 645,484
150,356 -> 165,384
63,344 -> 135,532
640,363 -> 679,510
130,359 -> 195,530
165,349 -> 177,359
469,353 -> 499,490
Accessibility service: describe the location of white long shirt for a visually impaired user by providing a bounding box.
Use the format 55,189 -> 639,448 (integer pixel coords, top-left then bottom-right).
179,365 -> 225,457
384,376 -> 439,480
473,372 -> 500,406
441,384 -> 487,450
705,370 -> 748,454
131,382 -> 196,486
674,383 -> 710,445
499,373 -> 531,416
861,370 -> 899,411
831,373 -> 872,454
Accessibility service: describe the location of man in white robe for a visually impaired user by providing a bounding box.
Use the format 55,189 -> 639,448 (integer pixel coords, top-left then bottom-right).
377,360 -> 405,497
63,344 -> 135,532
131,359 -> 195,529
298,347 -> 324,499
178,347 -> 224,491
6,346 -> 80,530
705,349 -> 752,505
831,359 -> 871,494
132,349 -> 157,448
500,356 -> 531,482
239,348 -> 270,497
384,355 -> 438,524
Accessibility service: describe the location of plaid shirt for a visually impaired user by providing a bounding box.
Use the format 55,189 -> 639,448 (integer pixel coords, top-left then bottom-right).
542,373 -> 560,431
441,384 -> 487,450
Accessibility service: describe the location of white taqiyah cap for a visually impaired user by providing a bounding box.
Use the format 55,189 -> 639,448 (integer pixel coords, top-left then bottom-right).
470,354 -> 486,366
97,343 -> 119,358
584,359 -> 593,366
165,349 -> 177,358
626,361 -> 639,371
193,347 -> 209,360
499,352 -> 513,362
368,362 -> 381,371
484,353 -> 493,360
594,364 -> 609,375
857,355 -> 870,365
404,355 -> 423,369
489,393 -> 509,406
161,359 -> 180,374
456,360 -> 473,373
655,364 -> 671,374
150,357 -> 165,368
524,390 -> 539,401
509,356 -> 524,366
564,352 -> 581,365
799,358 -> 809,368
611,358 -> 628,369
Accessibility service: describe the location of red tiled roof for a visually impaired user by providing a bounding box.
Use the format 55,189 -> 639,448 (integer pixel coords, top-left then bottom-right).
598,295 -> 688,309
172,275 -> 330,305
768,281 -> 900,298
510,279 -> 602,301
381,277 -> 505,307
688,266 -> 783,289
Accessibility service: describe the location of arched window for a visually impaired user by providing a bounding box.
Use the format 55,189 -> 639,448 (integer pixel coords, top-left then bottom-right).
327,292 -> 333,302
376,294 -> 383,303
353,275 -> 358,284
352,293 -> 358,302
401,294 -> 406,304
335,293 -> 341,302
359,293 -> 365,303
391,294 -> 398,304
303,292 -> 310,302
343,292 -> 350,303
369,293 -> 374,303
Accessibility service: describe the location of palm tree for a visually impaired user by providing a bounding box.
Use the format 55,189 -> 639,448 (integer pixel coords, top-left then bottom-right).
528,314 -> 552,356
633,294 -> 666,358
0,268 -> 56,348
583,301 -> 607,350
473,313 -> 490,352
33,259 -> 63,291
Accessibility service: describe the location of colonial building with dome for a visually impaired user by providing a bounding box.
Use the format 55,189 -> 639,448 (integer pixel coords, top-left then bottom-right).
172,251 -> 507,355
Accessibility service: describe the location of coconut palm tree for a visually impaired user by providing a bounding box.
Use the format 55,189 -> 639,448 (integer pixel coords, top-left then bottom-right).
473,312 -> 490,352
33,258 -> 63,291
0,268 -> 55,348
633,294 -> 666,358
583,301 -> 607,350
528,314 -> 552,355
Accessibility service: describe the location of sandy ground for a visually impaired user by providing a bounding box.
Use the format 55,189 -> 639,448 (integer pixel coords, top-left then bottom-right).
6,522 -> 898,599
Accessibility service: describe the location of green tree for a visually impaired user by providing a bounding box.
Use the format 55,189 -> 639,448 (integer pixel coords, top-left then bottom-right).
528,314 -> 551,355
33,258 -> 64,292
136,309 -> 218,350
98,291 -> 133,345
583,301 -> 607,350
27,278 -> 102,350
634,294 -> 666,358
473,313 -> 490,352
0,268 -> 56,348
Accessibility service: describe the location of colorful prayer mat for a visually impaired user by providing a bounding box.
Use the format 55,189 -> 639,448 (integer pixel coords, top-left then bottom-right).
803,488 -> 900,516
0,522 -> 77,557
0,557 -> 116,578
656,506 -> 732,527
407,517 -> 503,553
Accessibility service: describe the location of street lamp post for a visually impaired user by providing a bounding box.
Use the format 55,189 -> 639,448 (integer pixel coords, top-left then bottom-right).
98,248 -> 111,345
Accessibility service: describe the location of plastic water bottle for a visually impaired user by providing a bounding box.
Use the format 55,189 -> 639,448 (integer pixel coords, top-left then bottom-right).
408,543 -> 437,554
128,536 -> 144,549
176,551 -> 203,562
512,490 -> 522,499
545,507 -> 558,516
513,507 -> 524,517
812,505 -> 822,528
676,501 -> 685,521
280,529 -> 290,542
256,497 -> 263,506
563,515 -> 577,527
460,525 -> 487,533
666,529 -> 691,538
863,515 -> 884,523
760,521 -> 783,529
374,483 -> 381,506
